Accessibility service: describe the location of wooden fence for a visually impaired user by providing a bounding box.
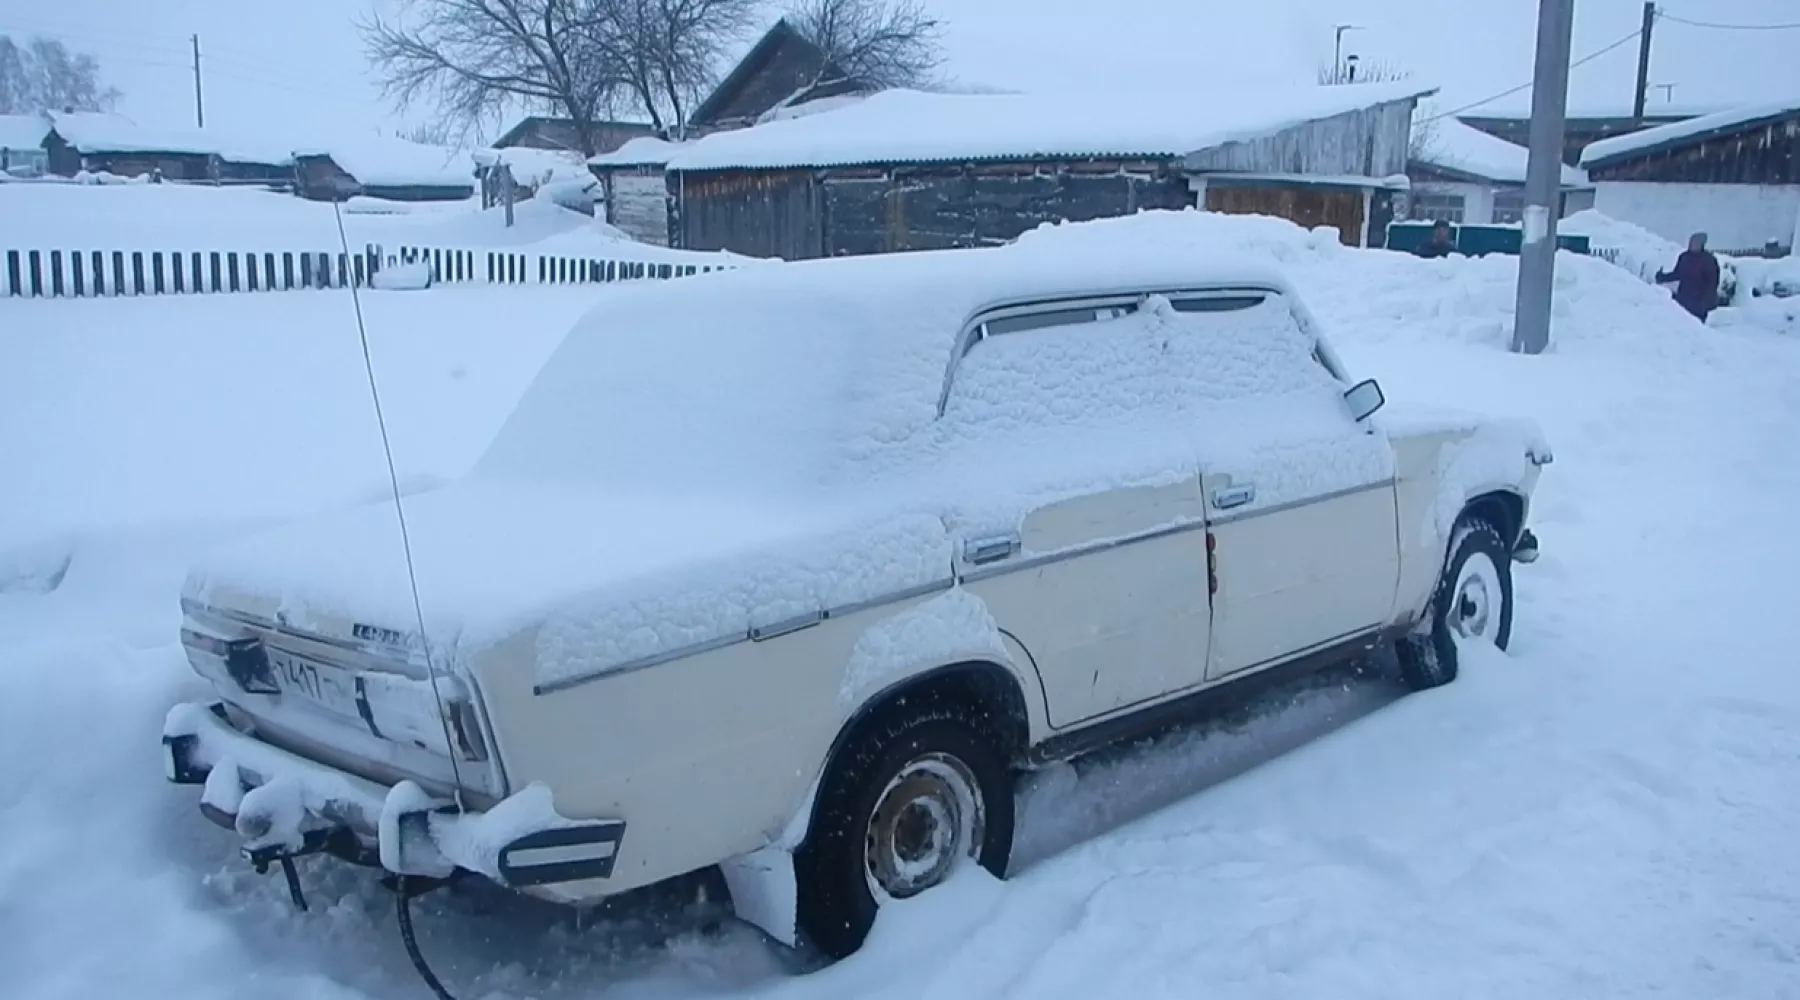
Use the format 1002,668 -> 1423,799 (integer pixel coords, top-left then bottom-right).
2,242 -> 735,299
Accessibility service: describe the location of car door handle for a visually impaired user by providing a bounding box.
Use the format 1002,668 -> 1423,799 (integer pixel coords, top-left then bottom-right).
1211,484 -> 1256,510
963,532 -> 1021,565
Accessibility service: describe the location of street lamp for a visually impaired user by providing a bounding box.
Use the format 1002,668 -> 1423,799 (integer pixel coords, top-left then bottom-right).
1333,24 -> 1363,83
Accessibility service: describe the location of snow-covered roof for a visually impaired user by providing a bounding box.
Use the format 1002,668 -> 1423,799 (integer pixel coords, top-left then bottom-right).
47,112 -> 292,164
1416,118 -> 1586,186
1459,101 -> 1723,122
665,82 -> 1438,172
588,136 -> 685,168
1579,98 -> 1800,168
0,113 -> 50,151
294,137 -> 473,189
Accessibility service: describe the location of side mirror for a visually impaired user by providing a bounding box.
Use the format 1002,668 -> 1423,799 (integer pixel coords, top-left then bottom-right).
1344,378 -> 1385,421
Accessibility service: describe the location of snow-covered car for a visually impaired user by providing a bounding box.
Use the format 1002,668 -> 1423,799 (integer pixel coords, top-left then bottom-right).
162,238 -> 1551,961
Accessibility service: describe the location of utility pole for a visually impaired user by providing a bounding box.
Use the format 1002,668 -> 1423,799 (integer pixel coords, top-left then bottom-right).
1333,24 -> 1362,84
1512,0 -> 1575,356
1632,2 -> 1656,123
191,34 -> 205,128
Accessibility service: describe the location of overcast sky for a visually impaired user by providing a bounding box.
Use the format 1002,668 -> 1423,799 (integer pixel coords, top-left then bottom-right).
3,0 -> 1796,141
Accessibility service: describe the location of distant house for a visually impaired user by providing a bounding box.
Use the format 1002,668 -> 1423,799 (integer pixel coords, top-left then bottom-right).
1459,104 -> 1715,167
1579,99 -> 1800,255
659,82 -> 1433,260
1408,119 -> 1590,225
0,113 -> 51,176
492,116 -> 657,156
42,113 -> 292,183
293,139 -> 475,203
587,137 -> 686,245
686,18 -> 870,136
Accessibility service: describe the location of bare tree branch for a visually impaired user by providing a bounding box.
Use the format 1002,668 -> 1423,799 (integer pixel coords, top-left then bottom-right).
1317,55 -> 1411,86
0,34 -> 120,113
785,0 -> 944,90
362,0 -> 755,148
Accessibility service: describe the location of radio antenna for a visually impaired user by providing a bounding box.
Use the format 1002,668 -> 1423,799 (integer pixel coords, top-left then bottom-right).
331,200 -> 468,811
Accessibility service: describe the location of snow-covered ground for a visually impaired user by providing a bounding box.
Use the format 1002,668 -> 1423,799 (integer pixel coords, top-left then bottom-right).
4,211 -> 1800,1000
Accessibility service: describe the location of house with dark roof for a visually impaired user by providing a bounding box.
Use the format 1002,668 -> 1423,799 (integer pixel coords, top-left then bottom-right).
686,18 -> 870,135
1458,103 -> 1714,167
660,81 -> 1434,260
1408,119 -> 1590,225
1578,99 -> 1800,255
492,116 -> 657,156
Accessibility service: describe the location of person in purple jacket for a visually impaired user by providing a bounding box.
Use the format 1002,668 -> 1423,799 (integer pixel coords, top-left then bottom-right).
1656,232 -> 1721,323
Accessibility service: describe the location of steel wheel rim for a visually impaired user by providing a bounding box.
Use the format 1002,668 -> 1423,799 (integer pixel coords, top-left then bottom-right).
1453,552 -> 1503,642
864,752 -> 985,900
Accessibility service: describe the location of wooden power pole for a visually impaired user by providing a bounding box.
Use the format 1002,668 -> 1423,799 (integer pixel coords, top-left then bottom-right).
191,34 -> 205,128
1633,3 -> 1656,123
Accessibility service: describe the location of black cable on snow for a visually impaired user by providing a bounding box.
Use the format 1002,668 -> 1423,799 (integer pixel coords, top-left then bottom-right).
396,876 -> 460,1000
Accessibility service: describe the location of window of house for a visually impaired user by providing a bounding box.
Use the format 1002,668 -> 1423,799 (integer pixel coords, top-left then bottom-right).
1409,191 -> 1466,224
1492,189 -> 1526,225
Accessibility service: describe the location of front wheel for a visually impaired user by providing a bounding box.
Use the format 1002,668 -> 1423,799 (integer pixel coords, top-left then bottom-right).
794,700 -> 1015,960
1397,516 -> 1514,690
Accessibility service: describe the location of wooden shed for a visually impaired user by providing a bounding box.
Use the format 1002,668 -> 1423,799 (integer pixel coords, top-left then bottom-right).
661,83 -> 1433,260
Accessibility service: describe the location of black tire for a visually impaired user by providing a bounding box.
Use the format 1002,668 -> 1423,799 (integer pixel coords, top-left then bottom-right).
794,699 -> 1015,961
1396,516 -> 1514,691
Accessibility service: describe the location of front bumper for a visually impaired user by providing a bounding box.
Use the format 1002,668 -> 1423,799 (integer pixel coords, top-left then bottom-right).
162,701 -> 627,892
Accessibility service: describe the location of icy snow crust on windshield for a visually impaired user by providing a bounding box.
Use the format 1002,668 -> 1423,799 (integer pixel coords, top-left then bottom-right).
185,215 -> 1393,687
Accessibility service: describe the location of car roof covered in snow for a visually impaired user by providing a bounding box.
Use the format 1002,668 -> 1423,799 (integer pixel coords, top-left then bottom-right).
1580,97 -> 1800,168
664,82 -> 1438,171
471,223 -> 1298,494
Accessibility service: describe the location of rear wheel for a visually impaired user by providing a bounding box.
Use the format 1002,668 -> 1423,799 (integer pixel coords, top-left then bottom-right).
795,700 -> 1014,960
1397,516 -> 1514,690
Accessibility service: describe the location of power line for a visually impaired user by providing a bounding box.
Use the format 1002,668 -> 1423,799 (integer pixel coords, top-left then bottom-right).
1659,12 -> 1800,31
1421,26 -> 1646,123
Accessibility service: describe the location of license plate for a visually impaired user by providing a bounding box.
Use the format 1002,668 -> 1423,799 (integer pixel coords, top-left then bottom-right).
266,648 -> 362,720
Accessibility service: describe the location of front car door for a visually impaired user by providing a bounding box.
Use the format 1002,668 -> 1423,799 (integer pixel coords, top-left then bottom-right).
1191,299 -> 1402,680
936,293 -> 1216,728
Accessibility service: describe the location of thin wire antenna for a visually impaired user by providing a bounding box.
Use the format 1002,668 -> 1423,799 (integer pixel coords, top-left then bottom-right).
331,200 -> 468,811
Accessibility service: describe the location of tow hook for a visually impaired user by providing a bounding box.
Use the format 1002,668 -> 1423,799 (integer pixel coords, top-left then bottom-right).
1513,528 -> 1541,564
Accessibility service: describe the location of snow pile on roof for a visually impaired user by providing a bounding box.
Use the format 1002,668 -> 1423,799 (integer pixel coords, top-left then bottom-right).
1580,97 -> 1800,166
667,81 -> 1437,170
472,145 -> 588,184
1415,118 -> 1586,185
47,112 -> 293,164
587,135 -> 685,167
0,112 -> 49,150
295,137 -> 473,189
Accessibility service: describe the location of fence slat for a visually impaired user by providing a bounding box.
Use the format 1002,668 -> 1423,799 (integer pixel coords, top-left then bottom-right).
171,252 -> 183,294
152,252 -> 166,294
49,251 -> 65,297
93,251 -> 106,295
71,251 -> 85,296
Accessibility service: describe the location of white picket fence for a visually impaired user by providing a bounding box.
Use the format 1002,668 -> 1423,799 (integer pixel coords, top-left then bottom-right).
2,242 -> 735,299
